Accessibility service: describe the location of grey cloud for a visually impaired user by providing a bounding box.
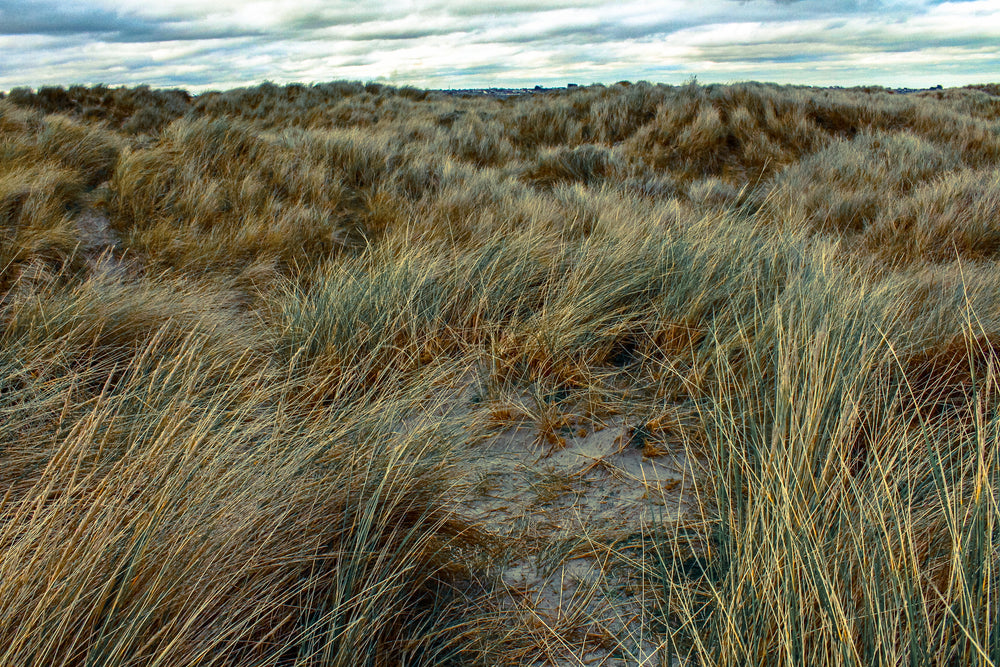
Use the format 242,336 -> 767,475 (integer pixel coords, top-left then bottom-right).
458,0 -> 920,48
341,25 -> 467,42
482,17 -> 699,45
709,22 -> 1000,55
0,0 -> 997,91
0,0 -> 261,41
748,0 -> 889,10
281,8 -> 386,32
435,63 -> 515,78
432,0 -> 608,18
0,0 -> 150,36
692,43 -> 845,64
111,24 -> 264,43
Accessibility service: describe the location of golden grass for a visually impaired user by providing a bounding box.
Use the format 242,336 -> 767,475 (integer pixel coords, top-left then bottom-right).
1,79 -> 999,665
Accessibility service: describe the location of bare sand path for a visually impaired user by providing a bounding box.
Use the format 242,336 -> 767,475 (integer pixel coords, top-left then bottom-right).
439,376 -> 695,666
73,206 -> 131,277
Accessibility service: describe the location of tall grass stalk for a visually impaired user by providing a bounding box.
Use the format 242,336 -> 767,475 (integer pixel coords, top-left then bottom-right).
655,267 -> 999,666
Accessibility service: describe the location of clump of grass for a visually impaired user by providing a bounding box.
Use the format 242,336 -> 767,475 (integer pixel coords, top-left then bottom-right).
441,112 -> 516,167
0,102 -> 116,284
762,130 -> 959,233
3,78 -> 1000,664
522,144 -> 619,187
4,84 -> 190,133
0,268 -> 497,665
109,117 -> 350,273
0,165 -> 84,284
863,168 -> 1000,265
648,261 -> 1000,666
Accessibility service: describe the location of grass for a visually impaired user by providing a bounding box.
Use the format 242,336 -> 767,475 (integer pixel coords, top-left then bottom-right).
651,264 -> 1000,666
1,79 -> 999,665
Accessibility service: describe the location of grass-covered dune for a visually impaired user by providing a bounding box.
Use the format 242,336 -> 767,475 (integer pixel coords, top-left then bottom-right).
1,80 -> 999,665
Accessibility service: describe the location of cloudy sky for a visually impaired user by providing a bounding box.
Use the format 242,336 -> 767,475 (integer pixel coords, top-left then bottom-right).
1,0 -> 998,91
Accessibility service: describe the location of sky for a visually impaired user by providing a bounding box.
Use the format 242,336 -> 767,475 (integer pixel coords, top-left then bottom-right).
0,0 -> 998,92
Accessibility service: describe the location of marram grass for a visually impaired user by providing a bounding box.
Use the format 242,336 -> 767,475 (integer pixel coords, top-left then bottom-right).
2,79 -> 999,665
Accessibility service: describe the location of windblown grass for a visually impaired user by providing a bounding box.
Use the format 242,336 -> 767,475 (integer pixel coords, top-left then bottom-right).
650,260 -> 1000,666
2,79 -> 999,664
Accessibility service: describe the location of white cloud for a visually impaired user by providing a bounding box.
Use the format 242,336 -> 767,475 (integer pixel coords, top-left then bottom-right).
1,0 -> 997,90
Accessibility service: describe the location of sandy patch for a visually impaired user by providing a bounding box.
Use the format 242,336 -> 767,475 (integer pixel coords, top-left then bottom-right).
456,389 -> 692,665
74,207 -> 132,277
